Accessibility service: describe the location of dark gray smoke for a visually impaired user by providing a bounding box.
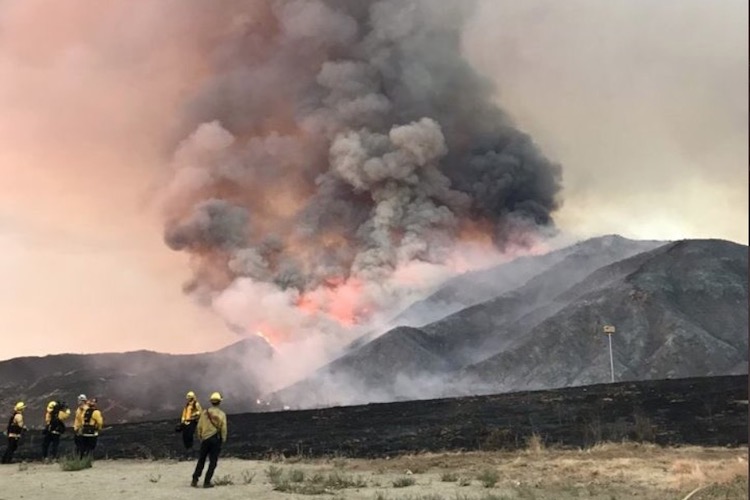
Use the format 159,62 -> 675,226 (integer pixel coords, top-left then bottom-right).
161,0 -> 562,338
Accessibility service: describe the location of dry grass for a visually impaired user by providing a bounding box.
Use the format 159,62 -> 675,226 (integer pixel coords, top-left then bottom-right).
212,474 -> 234,486
2,443 -> 746,499
669,455 -> 748,491
339,442 -> 748,496
524,432 -> 545,454
240,470 -> 255,484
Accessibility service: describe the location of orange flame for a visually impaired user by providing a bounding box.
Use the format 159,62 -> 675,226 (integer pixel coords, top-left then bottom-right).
295,277 -> 370,326
254,329 -> 276,348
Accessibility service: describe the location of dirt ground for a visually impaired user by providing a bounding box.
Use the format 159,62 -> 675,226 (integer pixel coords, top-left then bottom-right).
0,443 -> 746,499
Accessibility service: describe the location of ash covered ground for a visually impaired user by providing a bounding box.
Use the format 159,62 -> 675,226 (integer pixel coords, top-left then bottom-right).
11,375 -> 746,462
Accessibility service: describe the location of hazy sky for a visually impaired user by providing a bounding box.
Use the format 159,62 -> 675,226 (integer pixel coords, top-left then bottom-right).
0,0 -> 746,360
466,0 -> 748,244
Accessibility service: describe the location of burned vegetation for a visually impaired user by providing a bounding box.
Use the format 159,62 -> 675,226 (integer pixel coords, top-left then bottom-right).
13,374 -> 745,462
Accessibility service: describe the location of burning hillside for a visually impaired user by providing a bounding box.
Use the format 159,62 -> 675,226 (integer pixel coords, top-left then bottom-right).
160,0 -> 563,344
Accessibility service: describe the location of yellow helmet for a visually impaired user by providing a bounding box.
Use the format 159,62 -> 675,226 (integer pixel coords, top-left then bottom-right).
186,391 -> 196,400
209,392 -> 222,403
14,402 -> 26,411
47,401 -> 56,411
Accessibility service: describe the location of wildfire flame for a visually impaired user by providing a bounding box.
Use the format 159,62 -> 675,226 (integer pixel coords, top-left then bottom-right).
255,330 -> 275,348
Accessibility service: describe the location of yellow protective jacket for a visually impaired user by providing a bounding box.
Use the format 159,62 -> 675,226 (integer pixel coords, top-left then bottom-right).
73,404 -> 88,434
181,399 -> 202,424
7,412 -> 25,438
196,406 -> 227,443
45,407 -> 71,434
80,407 -> 104,437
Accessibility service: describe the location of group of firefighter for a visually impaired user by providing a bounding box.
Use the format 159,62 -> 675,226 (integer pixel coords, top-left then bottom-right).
2,390 -> 228,489
2,394 -> 103,465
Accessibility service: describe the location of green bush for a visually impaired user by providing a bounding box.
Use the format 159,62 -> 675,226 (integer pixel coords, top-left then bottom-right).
477,469 -> 499,488
392,476 -> 416,488
314,471 -> 366,489
440,471 -> 459,482
266,465 -> 283,484
289,468 -> 305,483
60,455 -> 93,471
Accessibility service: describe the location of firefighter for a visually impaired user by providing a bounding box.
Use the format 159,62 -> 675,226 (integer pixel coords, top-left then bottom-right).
179,391 -> 202,451
73,394 -> 88,457
42,400 -> 71,461
78,398 -> 104,459
191,392 -> 227,488
2,402 -> 28,464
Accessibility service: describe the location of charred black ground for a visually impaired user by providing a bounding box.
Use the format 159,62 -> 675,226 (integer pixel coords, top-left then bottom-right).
12,374 -> 746,461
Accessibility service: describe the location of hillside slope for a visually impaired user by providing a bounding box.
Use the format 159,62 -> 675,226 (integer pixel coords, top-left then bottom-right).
465,239 -> 748,392
274,238 -> 747,408
0,338 -> 272,424
391,234 -> 663,327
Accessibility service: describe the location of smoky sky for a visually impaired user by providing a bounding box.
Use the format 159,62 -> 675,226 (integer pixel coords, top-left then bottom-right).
0,0 -> 745,362
160,0 -> 563,340
465,0 -> 748,244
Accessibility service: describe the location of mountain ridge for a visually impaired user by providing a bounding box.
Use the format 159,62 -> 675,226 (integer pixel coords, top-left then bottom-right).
1,235 -> 745,421
273,237 -> 748,407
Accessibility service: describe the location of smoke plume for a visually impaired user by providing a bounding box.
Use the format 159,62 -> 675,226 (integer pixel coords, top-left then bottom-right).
161,0 -> 562,347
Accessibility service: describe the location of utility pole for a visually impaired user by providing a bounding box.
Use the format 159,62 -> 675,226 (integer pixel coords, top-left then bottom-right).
603,325 -> 616,382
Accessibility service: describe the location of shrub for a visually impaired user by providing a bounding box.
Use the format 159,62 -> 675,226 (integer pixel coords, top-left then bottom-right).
440,471 -> 459,482
273,481 -> 327,494
289,468 -> 305,483
212,474 -> 234,486
60,455 -> 93,471
392,476 -> 416,488
273,471 -> 367,494
266,465 -> 283,484
477,469 -> 499,488
320,471 -> 367,489
241,470 -> 255,484
525,433 -> 545,453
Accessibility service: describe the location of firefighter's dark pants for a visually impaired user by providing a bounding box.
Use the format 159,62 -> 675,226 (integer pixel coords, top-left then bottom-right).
1,437 -> 19,464
79,435 -> 98,459
74,434 -> 82,457
182,420 -> 198,450
42,431 -> 62,459
192,434 -> 221,485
